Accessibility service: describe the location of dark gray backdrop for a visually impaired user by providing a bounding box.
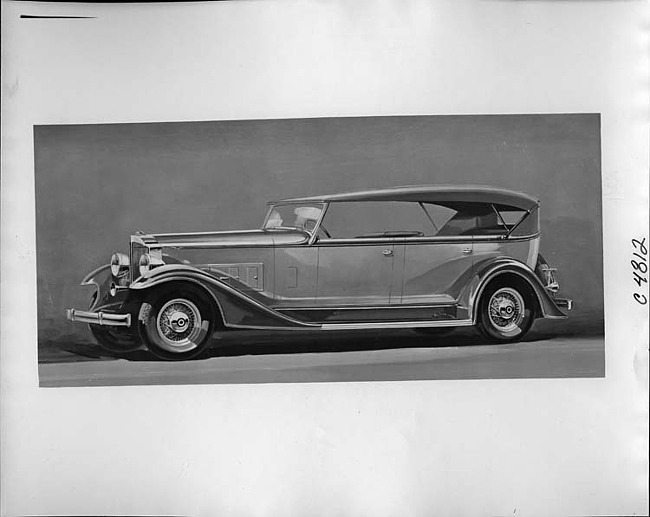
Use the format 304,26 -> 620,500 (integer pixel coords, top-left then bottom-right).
35,114 -> 603,348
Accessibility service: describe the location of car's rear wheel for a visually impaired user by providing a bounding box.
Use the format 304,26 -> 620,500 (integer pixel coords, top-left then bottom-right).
140,284 -> 216,361
477,282 -> 535,343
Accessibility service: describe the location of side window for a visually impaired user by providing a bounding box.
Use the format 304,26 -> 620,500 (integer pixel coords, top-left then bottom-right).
319,201 -> 436,239
436,203 -> 505,236
508,205 -> 539,237
421,203 -> 458,233
494,204 -> 528,231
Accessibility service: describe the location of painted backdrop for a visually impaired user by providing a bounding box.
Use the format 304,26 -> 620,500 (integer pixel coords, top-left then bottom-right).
35,114 -> 603,349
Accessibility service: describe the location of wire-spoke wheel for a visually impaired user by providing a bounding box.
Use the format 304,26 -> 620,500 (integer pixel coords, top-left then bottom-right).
141,285 -> 216,361
478,283 -> 534,343
155,298 -> 203,353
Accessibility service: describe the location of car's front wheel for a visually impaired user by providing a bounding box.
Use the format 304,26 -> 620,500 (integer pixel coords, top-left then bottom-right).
87,292 -> 141,354
89,325 -> 142,354
477,283 -> 535,343
140,285 -> 216,361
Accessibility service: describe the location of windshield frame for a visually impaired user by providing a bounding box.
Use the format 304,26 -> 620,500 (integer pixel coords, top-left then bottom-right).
262,202 -> 328,242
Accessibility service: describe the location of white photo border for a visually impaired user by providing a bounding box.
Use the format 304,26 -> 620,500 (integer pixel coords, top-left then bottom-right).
2,1 -> 648,515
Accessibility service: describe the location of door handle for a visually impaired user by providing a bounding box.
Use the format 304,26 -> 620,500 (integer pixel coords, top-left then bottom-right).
462,247 -> 473,255
382,249 -> 394,257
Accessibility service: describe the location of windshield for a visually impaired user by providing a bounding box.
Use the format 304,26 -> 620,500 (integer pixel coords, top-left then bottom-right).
263,203 -> 325,233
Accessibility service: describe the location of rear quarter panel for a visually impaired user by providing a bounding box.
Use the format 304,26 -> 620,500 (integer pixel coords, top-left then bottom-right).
472,237 -> 538,269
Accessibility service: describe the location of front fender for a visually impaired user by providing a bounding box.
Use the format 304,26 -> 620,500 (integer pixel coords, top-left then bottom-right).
81,264 -> 112,286
129,264 -> 319,330
79,264 -> 114,311
461,258 -> 568,323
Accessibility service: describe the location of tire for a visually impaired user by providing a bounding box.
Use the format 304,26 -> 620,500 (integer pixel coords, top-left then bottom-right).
477,283 -> 535,343
89,325 -> 142,353
140,284 -> 217,361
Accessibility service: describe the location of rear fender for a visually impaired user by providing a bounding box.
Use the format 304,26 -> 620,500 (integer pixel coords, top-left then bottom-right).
461,258 -> 568,323
129,264 -> 318,330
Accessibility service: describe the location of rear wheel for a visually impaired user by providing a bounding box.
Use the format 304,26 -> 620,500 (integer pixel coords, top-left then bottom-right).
477,283 -> 534,343
140,285 -> 217,361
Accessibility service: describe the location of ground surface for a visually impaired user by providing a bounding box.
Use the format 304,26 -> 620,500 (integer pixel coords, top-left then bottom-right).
38,320 -> 605,387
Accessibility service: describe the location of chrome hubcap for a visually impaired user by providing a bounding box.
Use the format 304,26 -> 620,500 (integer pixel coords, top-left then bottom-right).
155,299 -> 202,353
168,311 -> 190,332
488,288 -> 525,333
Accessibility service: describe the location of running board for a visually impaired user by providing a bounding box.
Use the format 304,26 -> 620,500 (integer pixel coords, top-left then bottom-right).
319,319 -> 473,331
276,304 -> 464,324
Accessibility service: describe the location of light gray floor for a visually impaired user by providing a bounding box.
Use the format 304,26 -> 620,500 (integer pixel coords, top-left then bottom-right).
39,330 -> 605,387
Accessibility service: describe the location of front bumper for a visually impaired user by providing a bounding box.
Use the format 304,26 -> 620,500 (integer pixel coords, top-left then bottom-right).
66,308 -> 132,327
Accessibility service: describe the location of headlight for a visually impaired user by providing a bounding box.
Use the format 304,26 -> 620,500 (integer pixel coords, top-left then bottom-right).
138,253 -> 164,277
139,253 -> 151,277
110,252 -> 129,276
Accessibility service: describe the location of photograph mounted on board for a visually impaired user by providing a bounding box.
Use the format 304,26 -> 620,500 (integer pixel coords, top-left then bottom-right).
35,114 -> 604,387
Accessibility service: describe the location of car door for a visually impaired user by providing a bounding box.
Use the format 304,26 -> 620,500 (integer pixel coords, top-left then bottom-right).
316,240 -> 395,306
398,237 -> 474,305
397,203 -> 483,306
313,201 -> 435,307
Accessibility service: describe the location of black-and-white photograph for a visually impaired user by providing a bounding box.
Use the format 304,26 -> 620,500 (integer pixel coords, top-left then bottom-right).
36,114 -> 604,386
3,0 -> 647,515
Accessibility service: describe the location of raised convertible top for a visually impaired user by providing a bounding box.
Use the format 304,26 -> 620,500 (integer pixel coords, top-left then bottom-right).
273,185 -> 540,211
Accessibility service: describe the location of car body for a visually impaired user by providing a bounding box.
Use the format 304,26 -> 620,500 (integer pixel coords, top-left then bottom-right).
66,185 -> 572,360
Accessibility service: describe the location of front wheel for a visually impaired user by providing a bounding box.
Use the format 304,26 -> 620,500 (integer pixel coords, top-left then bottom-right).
140,285 -> 216,361
477,284 -> 534,343
88,292 -> 141,353
89,325 -> 142,354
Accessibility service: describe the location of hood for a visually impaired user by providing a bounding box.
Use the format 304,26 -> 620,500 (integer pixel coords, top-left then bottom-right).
144,229 -> 309,249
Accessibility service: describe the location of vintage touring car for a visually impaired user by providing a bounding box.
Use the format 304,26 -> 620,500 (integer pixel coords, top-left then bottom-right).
66,185 -> 572,360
